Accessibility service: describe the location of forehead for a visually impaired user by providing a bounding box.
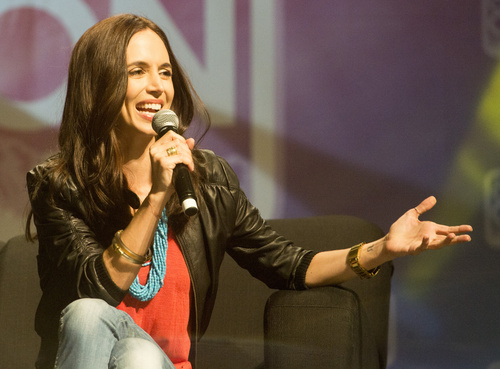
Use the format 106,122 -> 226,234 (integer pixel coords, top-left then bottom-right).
126,29 -> 170,62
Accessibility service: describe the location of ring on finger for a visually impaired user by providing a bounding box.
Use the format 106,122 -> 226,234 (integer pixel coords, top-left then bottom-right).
166,146 -> 178,156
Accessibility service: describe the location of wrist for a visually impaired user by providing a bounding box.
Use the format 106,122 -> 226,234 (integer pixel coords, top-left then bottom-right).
378,234 -> 402,261
347,242 -> 380,279
352,237 -> 392,276
143,192 -> 168,219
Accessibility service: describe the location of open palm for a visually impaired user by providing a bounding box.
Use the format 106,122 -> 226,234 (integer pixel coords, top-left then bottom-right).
384,196 -> 472,258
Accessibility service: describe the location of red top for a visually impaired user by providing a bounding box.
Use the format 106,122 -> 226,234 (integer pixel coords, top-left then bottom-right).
116,232 -> 192,369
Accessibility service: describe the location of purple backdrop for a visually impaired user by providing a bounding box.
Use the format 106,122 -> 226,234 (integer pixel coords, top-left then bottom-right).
1,1 -> 498,367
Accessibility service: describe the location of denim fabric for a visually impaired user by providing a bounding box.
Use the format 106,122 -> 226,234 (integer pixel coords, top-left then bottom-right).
54,298 -> 175,369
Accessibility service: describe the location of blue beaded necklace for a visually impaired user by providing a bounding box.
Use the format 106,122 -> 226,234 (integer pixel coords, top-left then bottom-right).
129,209 -> 168,301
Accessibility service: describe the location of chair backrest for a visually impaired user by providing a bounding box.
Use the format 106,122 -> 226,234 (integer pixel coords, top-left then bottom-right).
0,235 -> 41,369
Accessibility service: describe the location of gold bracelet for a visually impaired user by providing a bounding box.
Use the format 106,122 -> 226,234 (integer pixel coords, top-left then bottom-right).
347,242 -> 380,279
111,230 -> 152,265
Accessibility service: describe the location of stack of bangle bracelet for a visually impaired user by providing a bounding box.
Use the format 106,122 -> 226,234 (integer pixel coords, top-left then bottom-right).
112,230 -> 152,265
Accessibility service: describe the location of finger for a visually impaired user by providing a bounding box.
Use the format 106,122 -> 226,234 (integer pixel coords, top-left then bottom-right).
150,142 -> 192,168
434,224 -> 473,235
421,235 -> 430,248
166,145 -> 178,157
177,149 -> 195,171
443,233 -> 472,243
165,143 -> 195,171
159,136 -> 193,156
153,137 -> 189,157
455,234 -> 472,243
457,224 -> 473,232
151,136 -> 181,154
413,196 -> 437,217
428,233 -> 472,249
186,138 -> 196,150
156,130 -> 186,144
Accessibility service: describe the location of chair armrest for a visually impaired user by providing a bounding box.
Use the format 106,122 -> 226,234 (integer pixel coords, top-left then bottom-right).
266,215 -> 393,369
0,236 -> 41,369
265,286 -> 380,369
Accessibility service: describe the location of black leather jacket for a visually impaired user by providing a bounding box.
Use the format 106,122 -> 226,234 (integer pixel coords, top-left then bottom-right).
28,149 -> 315,368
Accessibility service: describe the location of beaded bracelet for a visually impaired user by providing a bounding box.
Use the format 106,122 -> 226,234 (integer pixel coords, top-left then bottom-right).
112,230 -> 152,265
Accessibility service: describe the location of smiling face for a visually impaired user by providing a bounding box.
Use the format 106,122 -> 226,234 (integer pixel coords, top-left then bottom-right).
118,28 -> 175,138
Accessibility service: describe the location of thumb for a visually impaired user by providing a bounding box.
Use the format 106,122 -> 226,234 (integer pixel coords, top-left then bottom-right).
414,196 -> 437,217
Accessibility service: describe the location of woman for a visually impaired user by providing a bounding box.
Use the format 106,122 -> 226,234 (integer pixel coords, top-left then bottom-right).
26,14 -> 472,369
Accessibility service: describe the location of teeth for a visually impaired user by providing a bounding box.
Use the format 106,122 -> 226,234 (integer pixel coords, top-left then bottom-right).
137,103 -> 161,111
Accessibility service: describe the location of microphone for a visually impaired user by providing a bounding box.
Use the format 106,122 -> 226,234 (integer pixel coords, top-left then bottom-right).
152,109 -> 198,216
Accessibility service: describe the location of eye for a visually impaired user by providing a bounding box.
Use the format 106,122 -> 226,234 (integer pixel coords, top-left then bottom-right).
128,68 -> 144,77
160,68 -> 172,79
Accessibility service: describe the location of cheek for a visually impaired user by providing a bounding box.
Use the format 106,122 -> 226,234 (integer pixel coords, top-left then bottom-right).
118,104 -> 131,126
165,82 -> 175,107
121,96 -> 135,119
125,80 -> 139,103
121,83 -> 137,119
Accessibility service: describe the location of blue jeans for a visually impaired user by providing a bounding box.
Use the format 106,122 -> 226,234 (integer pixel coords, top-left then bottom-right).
54,298 -> 176,369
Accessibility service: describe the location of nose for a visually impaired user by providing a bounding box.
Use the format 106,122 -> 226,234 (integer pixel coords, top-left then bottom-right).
147,72 -> 164,94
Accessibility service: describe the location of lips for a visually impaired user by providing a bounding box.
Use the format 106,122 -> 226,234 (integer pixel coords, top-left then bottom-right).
137,102 -> 162,113
136,102 -> 162,120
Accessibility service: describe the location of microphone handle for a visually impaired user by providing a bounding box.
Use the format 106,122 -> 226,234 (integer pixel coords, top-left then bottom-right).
173,163 -> 198,216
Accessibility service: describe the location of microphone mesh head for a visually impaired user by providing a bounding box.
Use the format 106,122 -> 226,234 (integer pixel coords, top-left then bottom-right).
152,109 -> 179,134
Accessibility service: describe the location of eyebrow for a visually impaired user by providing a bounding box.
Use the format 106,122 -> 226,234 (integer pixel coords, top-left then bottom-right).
127,61 -> 172,69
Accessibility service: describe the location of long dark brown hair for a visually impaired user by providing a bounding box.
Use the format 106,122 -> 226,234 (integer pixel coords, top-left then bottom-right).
26,14 -> 210,239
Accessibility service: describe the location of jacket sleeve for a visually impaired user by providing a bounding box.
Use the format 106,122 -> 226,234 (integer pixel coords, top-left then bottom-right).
214,156 -> 316,290
27,166 -> 128,306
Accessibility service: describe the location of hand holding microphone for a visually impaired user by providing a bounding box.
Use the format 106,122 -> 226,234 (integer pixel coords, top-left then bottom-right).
152,109 -> 198,216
